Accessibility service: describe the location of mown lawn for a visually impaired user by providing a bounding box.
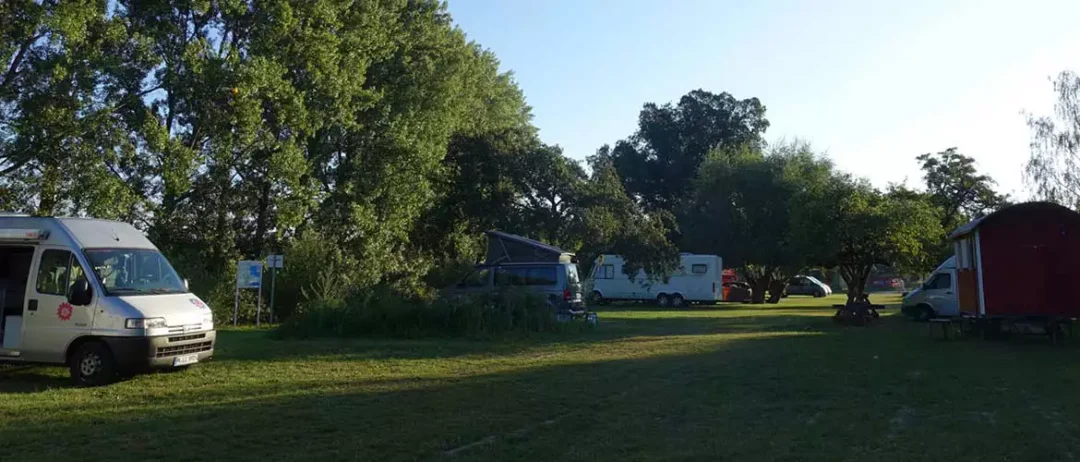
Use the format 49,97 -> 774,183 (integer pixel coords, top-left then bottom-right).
4,294 -> 1080,461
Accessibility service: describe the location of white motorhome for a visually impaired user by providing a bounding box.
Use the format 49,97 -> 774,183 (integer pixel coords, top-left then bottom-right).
590,253 -> 723,307
0,216 -> 215,385
901,256 -> 958,320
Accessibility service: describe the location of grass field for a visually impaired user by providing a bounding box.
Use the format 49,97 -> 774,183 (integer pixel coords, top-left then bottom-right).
4,294 -> 1080,461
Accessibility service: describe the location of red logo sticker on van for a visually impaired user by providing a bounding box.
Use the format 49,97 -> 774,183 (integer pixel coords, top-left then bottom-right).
57,302 -> 73,321
189,298 -> 206,309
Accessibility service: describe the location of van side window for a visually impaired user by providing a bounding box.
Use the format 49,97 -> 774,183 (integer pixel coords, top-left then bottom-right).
462,268 -> 491,287
691,264 -> 707,275
496,267 -> 557,286
526,267 -> 557,286
927,273 -> 951,290
595,264 -> 614,279
36,249 -> 73,295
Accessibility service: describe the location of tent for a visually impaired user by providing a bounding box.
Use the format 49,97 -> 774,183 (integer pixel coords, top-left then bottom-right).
484,231 -> 575,264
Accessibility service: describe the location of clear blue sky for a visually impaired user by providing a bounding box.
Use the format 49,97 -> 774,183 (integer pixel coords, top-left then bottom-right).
445,0 -> 1080,198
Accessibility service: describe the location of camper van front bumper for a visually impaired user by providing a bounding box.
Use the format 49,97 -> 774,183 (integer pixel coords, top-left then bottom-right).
103,330 -> 216,370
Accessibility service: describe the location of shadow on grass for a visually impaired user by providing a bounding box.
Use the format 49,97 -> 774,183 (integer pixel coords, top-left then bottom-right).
16,309 -> 1080,462
212,311 -> 846,364
0,366 -> 69,393
6,320 -> 1080,462
0,331 -> 845,461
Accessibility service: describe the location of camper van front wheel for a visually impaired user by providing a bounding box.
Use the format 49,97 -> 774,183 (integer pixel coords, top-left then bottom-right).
672,294 -> 686,307
657,294 -> 671,307
69,341 -> 117,387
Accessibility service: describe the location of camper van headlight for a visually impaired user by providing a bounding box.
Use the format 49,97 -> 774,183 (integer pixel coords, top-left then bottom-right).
126,318 -> 167,329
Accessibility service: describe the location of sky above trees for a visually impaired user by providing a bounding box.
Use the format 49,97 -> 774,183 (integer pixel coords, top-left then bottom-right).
446,0 -> 1080,198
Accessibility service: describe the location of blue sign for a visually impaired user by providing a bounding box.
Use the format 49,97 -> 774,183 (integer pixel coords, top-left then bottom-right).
237,261 -> 263,289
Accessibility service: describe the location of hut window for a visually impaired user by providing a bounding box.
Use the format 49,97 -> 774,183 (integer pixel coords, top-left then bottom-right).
956,237 -> 974,269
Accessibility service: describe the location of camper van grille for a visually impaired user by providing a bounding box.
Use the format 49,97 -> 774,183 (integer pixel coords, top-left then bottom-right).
156,341 -> 213,358
168,324 -> 202,334
168,333 -> 206,343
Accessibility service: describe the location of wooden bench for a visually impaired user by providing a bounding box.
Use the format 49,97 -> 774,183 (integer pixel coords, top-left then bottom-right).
928,317 -> 963,339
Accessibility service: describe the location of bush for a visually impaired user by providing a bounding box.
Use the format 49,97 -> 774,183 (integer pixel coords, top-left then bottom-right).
277,286 -> 573,339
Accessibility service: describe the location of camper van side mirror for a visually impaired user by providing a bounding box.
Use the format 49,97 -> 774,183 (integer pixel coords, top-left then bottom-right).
184,279 -> 190,291
69,279 -> 92,306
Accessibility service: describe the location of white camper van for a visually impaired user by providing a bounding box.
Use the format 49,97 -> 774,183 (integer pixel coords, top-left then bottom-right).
901,256 -> 958,321
591,253 -> 723,306
0,216 -> 215,385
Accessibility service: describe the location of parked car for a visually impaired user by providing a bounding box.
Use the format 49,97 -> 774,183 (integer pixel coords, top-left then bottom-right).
786,275 -> 832,298
446,262 -> 586,314
722,281 -> 752,303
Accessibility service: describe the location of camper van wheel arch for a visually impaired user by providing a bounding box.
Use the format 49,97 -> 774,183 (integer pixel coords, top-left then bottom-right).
671,293 -> 686,307
657,293 -> 671,307
591,291 -> 608,306
915,304 -> 935,322
67,338 -> 118,387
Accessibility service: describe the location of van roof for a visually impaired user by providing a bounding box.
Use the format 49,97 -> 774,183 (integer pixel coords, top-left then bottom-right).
478,261 -> 573,267
0,216 -> 156,250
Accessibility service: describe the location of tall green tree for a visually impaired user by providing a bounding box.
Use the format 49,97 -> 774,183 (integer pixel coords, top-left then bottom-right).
574,147 -> 679,281
797,176 -> 941,303
0,0 -> 151,220
917,148 -> 1008,232
1026,70 -> 1080,209
683,140 -> 833,303
610,89 -> 769,212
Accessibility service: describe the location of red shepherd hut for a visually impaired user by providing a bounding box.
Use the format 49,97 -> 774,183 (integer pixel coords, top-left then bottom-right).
949,201 -> 1080,321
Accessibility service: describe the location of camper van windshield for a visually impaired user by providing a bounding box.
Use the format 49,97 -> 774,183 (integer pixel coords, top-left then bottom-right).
84,248 -> 187,295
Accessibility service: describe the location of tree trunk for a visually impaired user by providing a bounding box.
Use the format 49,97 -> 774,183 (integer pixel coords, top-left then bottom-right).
748,274 -> 772,304
766,279 -> 786,304
840,264 -> 871,304
37,163 -> 60,216
252,179 -> 272,257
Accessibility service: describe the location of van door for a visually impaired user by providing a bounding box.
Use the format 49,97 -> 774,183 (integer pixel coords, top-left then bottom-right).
688,263 -> 710,301
21,246 -> 96,363
923,270 -> 959,317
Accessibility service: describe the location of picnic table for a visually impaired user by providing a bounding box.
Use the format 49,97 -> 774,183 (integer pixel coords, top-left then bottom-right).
832,301 -> 883,326
928,317 -> 964,339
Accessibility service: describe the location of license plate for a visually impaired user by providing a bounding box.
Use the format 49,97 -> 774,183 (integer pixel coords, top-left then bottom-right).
172,353 -> 199,367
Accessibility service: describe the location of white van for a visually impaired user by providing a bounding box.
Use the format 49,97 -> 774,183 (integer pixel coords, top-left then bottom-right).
591,253 -> 723,307
0,216 -> 215,385
901,256 -> 958,320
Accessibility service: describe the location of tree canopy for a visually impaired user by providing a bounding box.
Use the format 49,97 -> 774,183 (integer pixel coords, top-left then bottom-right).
1027,70 -> 1080,209
0,1 -> 1016,317
610,89 -> 769,212
917,148 -> 1008,232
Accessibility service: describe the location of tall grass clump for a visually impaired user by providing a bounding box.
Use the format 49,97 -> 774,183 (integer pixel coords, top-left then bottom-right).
278,285 -> 573,339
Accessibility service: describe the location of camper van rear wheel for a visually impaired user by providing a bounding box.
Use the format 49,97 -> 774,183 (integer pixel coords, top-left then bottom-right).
672,294 -> 686,307
69,341 -> 117,387
657,294 -> 671,307
591,291 -> 607,306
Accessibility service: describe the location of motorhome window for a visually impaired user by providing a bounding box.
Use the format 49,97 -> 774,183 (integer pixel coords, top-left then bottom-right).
691,264 -> 707,275
927,273 -> 951,290
84,248 -> 187,295
36,249 -> 73,295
